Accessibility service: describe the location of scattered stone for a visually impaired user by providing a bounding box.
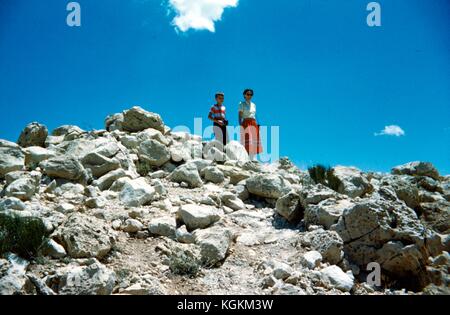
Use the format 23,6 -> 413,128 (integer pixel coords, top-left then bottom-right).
193,226 -> 233,266
224,141 -> 249,162
5,175 -> 40,201
0,140 -> 25,178
85,197 -> 106,209
119,178 -> 156,207
168,163 -> 203,188
276,191 -> 302,222
149,216 -> 177,238
220,192 -> 245,211
321,265 -> 354,292
302,229 -> 344,265
300,251 -> 323,269
138,139 -> 171,168
94,169 -> 128,191
0,197 -> 27,211
201,166 -> 225,184
176,225 -> 195,244
41,239 -> 67,258
55,203 -> 76,214
177,204 -> 221,231
122,219 -> 144,233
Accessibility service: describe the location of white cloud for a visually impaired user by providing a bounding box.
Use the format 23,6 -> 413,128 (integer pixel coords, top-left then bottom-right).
374,125 -> 405,137
168,0 -> 239,32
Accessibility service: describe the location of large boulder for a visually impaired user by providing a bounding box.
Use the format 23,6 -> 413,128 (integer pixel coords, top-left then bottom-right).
137,139 -> 171,168
301,229 -> 344,265
52,125 -> 85,138
4,172 -> 41,201
201,166 -> 225,184
0,140 -> 24,178
168,163 -> 203,188
121,106 -> 165,133
276,191 -> 303,222
305,198 -> 354,229
40,157 -> 89,184
224,141 -> 249,162
52,213 -> 116,259
24,146 -> 55,169
300,184 -> 337,205
392,162 -> 440,180
105,113 -> 124,132
93,169 -> 129,191
193,226 -> 233,265
81,152 -> 120,178
380,175 -> 420,209
331,195 -> 443,287
136,128 -> 170,146
0,197 -> 27,211
331,166 -> 372,198
220,192 -> 245,211
246,174 -> 292,199
177,204 -> 221,231
17,122 -> 48,148
46,260 -> 116,295
419,200 -> 450,234
170,141 -> 201,163
119,178 -> 156,207
148,216 -> 177,238
217,165 -> 251,185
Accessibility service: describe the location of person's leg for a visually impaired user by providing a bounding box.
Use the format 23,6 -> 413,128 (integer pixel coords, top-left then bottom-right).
213,123 -> 225,152
248,121 -> 258,161
221,124 -> 228,148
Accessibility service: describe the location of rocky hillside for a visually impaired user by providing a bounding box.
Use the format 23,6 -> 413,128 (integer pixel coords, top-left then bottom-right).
0,106 -> 448,295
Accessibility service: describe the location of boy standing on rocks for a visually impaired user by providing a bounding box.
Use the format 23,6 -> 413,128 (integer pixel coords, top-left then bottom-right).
208,92 -> 229,150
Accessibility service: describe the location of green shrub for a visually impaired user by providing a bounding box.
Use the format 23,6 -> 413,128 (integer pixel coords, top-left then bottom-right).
168,250 -> 201,277
308,165 -> 329,185
308,165 -> 342,193
326,168 -> 342,192
0,213 -> 49,259
135,159 -> 154,177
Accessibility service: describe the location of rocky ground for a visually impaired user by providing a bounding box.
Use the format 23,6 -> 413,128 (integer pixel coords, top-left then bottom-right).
0,106 -> 449,295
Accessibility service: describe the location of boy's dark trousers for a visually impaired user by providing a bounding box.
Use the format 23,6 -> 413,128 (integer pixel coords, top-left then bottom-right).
213,122 -> 228,150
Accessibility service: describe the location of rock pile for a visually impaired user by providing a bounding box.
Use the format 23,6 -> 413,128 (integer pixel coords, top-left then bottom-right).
0,106 -> 448,295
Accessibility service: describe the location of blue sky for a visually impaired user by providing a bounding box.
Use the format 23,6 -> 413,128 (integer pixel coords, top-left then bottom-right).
0,0 -> 449,174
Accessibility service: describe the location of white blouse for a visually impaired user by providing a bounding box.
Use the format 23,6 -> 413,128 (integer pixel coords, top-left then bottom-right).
238,101 -> 256,120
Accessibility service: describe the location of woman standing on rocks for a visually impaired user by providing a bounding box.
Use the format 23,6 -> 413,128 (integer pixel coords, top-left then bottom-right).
239,89 -> 263,161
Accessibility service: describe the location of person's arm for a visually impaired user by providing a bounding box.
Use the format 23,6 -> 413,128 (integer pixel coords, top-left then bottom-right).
238,102 -> 244,126
208,112 -> 215,122
209,111 -> 223,126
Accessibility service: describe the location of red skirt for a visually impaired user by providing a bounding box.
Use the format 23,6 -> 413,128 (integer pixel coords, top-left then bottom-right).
241,119 -> 263,155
